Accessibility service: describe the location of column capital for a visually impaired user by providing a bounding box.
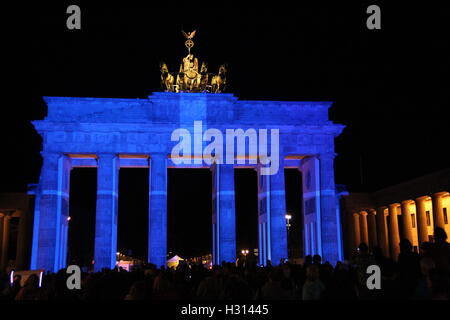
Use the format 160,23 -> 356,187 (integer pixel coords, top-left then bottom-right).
0,211 -> 13,219
433,191 -> 449,198
376,206 -> 388,216
416,195 -> 431,202
353,212 -> 360,217
40,151 -> 64,163
360,211 -> 368,216
401,199 -> 415,206
368,208 -> 377,215
388,203 -> 400,217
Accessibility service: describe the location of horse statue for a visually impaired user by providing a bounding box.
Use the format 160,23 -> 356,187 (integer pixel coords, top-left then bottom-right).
159,62 -> 174,92
198,62 -> 209,91
211,64 -> 227,93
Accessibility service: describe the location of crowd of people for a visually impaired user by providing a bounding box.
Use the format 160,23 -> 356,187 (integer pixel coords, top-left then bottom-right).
1,227 -> 449,300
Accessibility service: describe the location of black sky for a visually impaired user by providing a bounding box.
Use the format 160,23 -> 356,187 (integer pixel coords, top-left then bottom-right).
1,2 -> 449,262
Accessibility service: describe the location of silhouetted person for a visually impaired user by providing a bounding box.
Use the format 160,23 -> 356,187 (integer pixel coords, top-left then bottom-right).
428,227 -> 450,273
261,268 -> 287,300
420,241 -> 432,257
221,275 -> 253,300
196,268 -> 222,300
15,274 -> 40,300
312,254 -> 322,265
372,246 -> 384,263
351,243 -> 376,298
378,258 -> 400,300
247,251 -> 257,268
125,281 -> 147,300
304,255 -> 313,266
414,257 -> 435,299
397,239 -> 421,298
4,274 -> 22,300
302,264 -> 325,300
428,268 -> 450,299
280,263 -> 298,299
329,262 -> 358,300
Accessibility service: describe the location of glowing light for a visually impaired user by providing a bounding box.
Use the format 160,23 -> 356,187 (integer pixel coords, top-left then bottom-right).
285,214 -> 292,220
38,271 -> 43,287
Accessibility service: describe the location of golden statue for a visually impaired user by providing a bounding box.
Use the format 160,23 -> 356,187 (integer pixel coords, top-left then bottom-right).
159,30 -> 227,93
159,62 -> 174,92
199,62 -> 209,91
211,64 -> 227,93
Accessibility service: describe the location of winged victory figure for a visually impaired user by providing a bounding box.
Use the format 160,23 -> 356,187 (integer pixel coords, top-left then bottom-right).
182,30 -> 197,39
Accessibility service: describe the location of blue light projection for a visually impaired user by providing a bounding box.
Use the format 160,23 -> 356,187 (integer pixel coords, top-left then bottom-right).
31,92 -> 344,272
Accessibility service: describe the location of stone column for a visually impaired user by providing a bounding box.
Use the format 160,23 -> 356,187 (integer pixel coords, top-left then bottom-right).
401,200 -> 414,244
345,212 -> 354,255
359,211 -> 369,246
1,214 -> 11,270
212,163 -> 236,265
35,152 -> 71,272
94,154 -> 119,271
300,156 -> 322,259
0,214 -> 3,268
367,209 -> 378,249
268,161 -> 288,265
353,213 -> 361,249
15,210 -> 29,270
432,192 -> 447,228
415,196 -> 429,247
257,166 -> 269,265
319,154 -> 340,264
148,154 -> 167,268
388,203 -> 401,260
376,207 -> 389,257
30,190 -> 41,270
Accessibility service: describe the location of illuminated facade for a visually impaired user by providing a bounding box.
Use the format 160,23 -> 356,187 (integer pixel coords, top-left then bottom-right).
30,93 -> 345,272
341,168 -> 450,259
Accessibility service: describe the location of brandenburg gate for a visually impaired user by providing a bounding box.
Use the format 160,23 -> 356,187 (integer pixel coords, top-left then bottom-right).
30,32 -> 345,272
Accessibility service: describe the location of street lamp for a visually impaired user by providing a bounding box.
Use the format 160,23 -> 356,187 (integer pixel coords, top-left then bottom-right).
285,214 -> 292,227
285,214 -> 292,259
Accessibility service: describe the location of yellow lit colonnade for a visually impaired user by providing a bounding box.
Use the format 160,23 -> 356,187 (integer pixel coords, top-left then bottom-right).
341,168 -> 450,260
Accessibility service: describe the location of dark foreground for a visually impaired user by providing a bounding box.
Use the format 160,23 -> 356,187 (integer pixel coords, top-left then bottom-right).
1,230 -> 449,301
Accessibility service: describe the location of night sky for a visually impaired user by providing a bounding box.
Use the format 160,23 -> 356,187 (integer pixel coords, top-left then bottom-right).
1,3 -> 449,265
